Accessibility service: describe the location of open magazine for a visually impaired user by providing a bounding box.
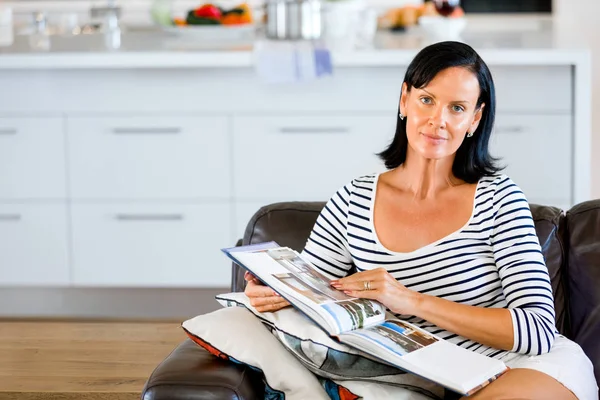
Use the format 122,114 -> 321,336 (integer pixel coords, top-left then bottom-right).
222,241 -> 509,396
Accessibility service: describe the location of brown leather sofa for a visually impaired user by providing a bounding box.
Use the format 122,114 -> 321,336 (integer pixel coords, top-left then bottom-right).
142,200 -> 600,400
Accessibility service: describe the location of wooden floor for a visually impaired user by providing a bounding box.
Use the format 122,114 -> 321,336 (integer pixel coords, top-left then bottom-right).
0,320 -> 187,400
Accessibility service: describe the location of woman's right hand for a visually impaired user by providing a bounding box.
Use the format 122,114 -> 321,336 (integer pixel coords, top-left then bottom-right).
244,271 -> 290,313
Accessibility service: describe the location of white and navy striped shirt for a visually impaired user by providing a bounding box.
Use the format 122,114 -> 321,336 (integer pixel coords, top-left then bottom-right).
301,173 -> 557,359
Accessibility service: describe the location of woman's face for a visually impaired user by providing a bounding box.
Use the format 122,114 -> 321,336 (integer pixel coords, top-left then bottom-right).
400,67 -> 485,161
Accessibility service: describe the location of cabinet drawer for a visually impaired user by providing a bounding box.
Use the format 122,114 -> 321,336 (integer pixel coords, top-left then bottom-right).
0,204 -> 69,285
490,66 -> 572,113
490,115 -> 572,206
0,117 -> 66,199
71,204 -> 233,287
233,114 -> 394,201
67,116 -> 230,199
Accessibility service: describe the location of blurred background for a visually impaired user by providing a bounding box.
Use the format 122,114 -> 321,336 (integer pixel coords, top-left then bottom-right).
0,0 -> 598,320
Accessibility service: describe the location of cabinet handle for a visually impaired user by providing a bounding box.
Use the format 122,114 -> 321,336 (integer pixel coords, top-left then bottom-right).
278,127 -> 349,134
0,214 -> 21,221
495,126 -> 524,134
114,213 -> 184,221
0,128 -> 17,135
112,127 -> 182,135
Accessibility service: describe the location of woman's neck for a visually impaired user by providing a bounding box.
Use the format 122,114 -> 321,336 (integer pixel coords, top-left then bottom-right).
386,154 -> 462,201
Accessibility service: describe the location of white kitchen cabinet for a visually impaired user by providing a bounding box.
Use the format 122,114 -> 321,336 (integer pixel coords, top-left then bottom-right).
233,114 -> 394,201
70,203 -> 232,287
67,115 -> 230,200
489,114 -> 572,206
0,204 -> 69,285
0,58 -> 589,295
0,117 -> 66,199
490,66 -> 571,113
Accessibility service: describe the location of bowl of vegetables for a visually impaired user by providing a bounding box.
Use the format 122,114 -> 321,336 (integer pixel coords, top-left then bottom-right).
163,2 -> 255,40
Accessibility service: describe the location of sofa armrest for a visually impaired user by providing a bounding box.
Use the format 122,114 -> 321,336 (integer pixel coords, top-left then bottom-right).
141,339 -> 265,400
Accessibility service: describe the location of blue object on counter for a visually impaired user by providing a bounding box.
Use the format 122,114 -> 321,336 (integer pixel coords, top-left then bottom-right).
314,46 -> 333,78
254,40 -> 333,84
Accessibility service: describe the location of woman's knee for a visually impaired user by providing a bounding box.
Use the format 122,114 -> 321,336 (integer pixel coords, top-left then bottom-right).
462,368 -> 578,400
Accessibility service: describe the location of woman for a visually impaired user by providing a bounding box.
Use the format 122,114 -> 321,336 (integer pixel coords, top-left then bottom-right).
244,41 -> 598,400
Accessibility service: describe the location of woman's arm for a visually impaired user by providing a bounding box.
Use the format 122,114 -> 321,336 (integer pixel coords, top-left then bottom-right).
411,291 -> 514,351
331,268 -> 515,351
486,176 -> 557,355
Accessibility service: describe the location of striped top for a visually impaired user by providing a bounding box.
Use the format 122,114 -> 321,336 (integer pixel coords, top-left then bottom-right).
301,173 -> 557,358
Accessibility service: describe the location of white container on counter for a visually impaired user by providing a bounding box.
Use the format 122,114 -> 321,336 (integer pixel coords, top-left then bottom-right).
322,0 -> 376,50
0,5 -> 13,46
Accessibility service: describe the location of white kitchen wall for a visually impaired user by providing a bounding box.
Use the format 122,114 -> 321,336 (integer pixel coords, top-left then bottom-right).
5,0 -> 597,199
554,0 -> 600,199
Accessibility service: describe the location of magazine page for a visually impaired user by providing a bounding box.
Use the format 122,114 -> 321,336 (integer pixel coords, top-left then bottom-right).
339,319 -> 439,357
339,318 -> 507,395
223,244 -> 386,335
266,247 -> 386,331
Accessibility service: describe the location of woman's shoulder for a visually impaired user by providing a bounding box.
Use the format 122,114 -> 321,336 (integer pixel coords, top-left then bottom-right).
479,174 -> 530,208
479,174 -> 524,193
324,173 -> 379,209
349,173 -> 379,190
332,173 -> 379,196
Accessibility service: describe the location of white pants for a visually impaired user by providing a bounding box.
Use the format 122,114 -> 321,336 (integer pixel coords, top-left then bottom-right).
502,335 -> 598,400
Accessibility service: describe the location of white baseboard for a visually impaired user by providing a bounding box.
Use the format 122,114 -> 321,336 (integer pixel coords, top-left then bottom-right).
0,287 -> 229,319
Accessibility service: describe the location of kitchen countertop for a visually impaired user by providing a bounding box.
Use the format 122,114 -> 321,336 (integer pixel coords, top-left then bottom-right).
0,17 -> 591,69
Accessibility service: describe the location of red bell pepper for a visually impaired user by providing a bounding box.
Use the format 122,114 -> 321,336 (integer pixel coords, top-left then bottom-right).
193,4 -> 222,19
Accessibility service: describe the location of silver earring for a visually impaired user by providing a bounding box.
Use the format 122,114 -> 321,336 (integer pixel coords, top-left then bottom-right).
467,131 -> 474,137
399,112 -> 405,120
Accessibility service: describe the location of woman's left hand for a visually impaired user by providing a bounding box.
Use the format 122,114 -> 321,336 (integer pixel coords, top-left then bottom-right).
330,268 -> 421,315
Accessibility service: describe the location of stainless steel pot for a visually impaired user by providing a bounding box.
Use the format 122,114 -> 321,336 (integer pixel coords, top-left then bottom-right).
264,0 -> 322,40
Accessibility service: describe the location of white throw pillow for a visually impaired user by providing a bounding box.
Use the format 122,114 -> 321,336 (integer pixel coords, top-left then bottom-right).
182,306 -> 332,400
216,292 -> 443,400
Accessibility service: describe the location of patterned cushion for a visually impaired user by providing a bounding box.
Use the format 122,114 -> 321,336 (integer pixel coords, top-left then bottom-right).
182,306 -> 354,400
215,292 -> 444,400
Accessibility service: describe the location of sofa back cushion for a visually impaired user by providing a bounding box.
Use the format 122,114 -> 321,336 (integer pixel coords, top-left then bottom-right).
530,204 -> 569,335
565,200 -> 600,384
231,202 -> 325,292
